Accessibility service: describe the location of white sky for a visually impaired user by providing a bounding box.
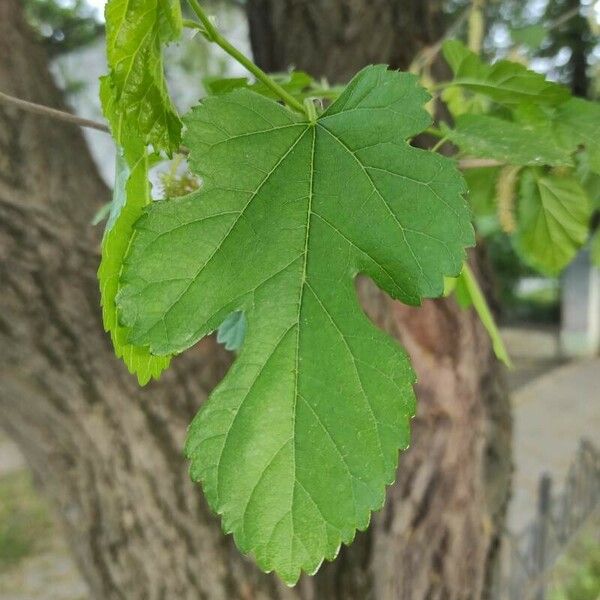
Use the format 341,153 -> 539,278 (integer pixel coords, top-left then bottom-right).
87,0 -> 105,20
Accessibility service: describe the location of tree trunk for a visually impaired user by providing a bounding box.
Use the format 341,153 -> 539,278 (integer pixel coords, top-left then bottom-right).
0,0 -> 511,599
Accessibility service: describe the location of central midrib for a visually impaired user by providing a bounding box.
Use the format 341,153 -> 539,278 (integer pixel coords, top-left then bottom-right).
289,124 -> 317,539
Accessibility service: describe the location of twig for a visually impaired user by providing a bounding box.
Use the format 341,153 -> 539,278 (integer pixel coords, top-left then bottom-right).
0,90 -> 503,169
410,7 -> 471,72
458,158 -> 503,169
549,5 -> 582,30
0,90 -> 109,133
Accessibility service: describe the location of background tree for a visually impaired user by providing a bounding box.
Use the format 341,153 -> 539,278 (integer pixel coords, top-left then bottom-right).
0,0 -> 511,598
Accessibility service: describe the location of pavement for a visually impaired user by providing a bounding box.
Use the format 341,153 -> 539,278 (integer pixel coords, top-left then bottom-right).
507,357 -> 600,531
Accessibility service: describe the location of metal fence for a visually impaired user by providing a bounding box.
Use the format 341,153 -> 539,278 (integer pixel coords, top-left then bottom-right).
493,439 -> 600,600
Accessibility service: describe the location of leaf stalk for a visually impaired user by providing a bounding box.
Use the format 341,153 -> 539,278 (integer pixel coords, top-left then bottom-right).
186,0 -> 307,117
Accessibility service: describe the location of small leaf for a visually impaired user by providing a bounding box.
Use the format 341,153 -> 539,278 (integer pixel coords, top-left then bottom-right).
442,40 -> 570,106
510,25 -> 547,49
102,0 -> 182,153
514,169 -> 592,276
116,66 -> 474,583
217,311 -> 247,351
443,114 -> 574,167
98,146 -> 171,384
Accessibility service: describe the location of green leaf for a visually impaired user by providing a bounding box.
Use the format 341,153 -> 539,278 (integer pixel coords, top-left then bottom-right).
576,151 -> 600,210
556,98 -> 600,175
442,40 -> 570,106
116,66 -> 474,583
443,114 -> 574,167
98,145 -> 171,385
464,166 -> 501,235
514,169 -> 592,276
101,0 -> 182,153
510,24 -> 547,49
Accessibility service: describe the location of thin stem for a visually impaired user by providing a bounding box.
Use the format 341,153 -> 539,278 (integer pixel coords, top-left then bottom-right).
186,0 -> 306,115
183,18 -> 203,30
431,136 -> 449,153
425,127 -> 444,138
461,263 -> 512,367
0,90 -> 109,133
409,6 -> 471,73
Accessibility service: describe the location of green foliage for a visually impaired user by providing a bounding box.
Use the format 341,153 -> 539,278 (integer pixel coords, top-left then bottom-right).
0,472 -> 52,570
514,169 -> 592,276
442,40 -> 570,106
101,0 -> 182,153
98,145 -> 171,384
551,538 -> 600,600
98,0 -> 185,383
115,66 -> 473,583
22,0 -> 103,54
556,99 -> 600,175
510,24 -> 547,49
95,0 -> 599,583
444,114 -> 574,167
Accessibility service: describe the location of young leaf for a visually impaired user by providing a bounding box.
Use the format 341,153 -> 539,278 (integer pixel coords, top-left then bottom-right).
102,0 -> 182,153
443,114 -> 574,167
510,24 -> 547,49
217,311 -> 247,351
442,40 -> 570,106
116,66 -> 474,583
514,169 -> 592,276
98,145 -> 171,384
556,98 -> 600,175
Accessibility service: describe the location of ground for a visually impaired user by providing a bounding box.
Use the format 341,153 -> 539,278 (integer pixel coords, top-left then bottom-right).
0,326 -> 598,599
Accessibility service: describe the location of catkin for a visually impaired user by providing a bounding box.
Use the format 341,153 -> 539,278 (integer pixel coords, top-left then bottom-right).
496,166 -> 521,234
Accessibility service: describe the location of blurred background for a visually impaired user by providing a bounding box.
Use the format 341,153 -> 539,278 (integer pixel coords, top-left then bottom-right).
0,1 -> 599,599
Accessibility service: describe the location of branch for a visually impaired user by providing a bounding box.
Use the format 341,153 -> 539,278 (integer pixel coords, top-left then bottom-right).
458,158 -> 503,170
1,90 -> 503,169
0,90 -> 109,133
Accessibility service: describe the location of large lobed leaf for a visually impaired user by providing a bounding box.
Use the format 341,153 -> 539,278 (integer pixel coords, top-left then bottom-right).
116,66 -> 474,583
515,169 -> 592,276
442,40 -> 570,106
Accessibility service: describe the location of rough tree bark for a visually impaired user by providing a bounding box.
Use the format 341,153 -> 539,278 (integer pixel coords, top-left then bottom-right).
0,0 -> 511,599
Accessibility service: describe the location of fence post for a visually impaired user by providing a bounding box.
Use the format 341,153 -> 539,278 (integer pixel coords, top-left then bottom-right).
534,474 -> 552,600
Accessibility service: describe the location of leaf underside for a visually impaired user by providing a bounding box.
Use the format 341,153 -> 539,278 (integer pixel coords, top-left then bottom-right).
515,169 -> 592,276
117,66 -> 474,583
